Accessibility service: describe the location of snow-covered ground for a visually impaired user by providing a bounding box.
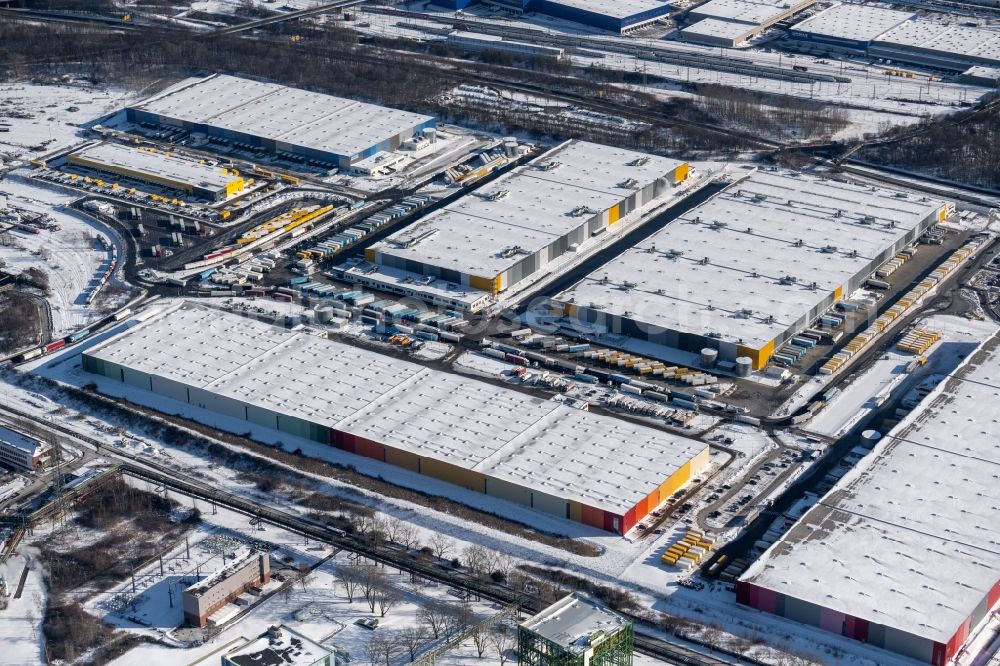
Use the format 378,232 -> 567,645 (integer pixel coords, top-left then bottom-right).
0,549 -> 46,666
0,81 -> 132,162
0,178 -> 128,334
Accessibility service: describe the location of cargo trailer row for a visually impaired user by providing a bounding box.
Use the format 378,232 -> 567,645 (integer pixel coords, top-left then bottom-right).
297,195 -> 433,262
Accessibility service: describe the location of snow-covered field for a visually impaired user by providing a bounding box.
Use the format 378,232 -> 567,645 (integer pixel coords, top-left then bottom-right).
0,81 -> 132,162
0,550 -> 45,666
0,178 -> 126,334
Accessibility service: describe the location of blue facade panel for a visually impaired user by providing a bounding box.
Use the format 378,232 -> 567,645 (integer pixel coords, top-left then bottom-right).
530,0 -> 669,31
429,0 -> 481,8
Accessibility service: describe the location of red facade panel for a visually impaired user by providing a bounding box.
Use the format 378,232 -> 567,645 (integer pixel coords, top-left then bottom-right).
988,577 -> 1000,609
603,511 -> 622,534
580,504 -> 604,529
622,507 -> 637,534
355,437 -> 386,462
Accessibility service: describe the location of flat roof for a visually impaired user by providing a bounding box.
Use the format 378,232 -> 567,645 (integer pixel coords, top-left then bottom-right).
521,593 -> 629,653
85,303 -> 707,515
789,3 -> 914,43
689,0 -> 808,26
539,0 -> 670,20
876,20 -> 1000,64
185,549 -> 259,597
69,142 -> 239,191
374,141 -> 686,279
225,626 -> 330,666
131,74 -> 434,160
740,336 -> 1000,643
555,169 -> 944,349
0,425 -> 41,455
682,17 -> 759,40
335,262 -> 493,309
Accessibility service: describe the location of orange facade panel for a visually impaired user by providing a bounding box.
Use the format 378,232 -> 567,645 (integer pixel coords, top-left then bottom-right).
581,503 -> 604,529
385,447 -> 420,472
420,458 -> 486,493
569,501 -> 583,523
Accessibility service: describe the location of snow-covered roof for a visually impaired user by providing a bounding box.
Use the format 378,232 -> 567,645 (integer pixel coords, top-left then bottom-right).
789,3 -> 914,43
741,339 -> 1000,643
682,18 -> 759,42
554,169 -> 944,350
84,303 -> 707,515
689,0 -> 813,26
373,141 -> 687,280
876,20 -> 1000,64
130,74 -> 434,161
521,593 -> 630,653
68,142 -> 240,192
224,625 -> 330,666
538,0 -> 670,20
0,425 -> 42,455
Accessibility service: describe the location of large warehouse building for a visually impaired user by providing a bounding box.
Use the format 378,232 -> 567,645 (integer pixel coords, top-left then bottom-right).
67,142 -> 245,201
82,303 -> 708,534
552,169 -> 947,369
366,140 -> 689,297
738,341 -> 1000,664
789,4 -> 1000,69
682,0 -> 816,47
126,75 -> 436,169
430,0 -> 672,33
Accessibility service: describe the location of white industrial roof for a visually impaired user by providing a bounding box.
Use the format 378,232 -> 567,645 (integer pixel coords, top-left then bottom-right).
85,303 -> 706,515
521,593 -> 629,653
69,142 -> 239,191
741,339 -> 1000,643
374,141 -> 686,280
539,0 -> 670,20
555,169 -> 944,349
225,626 -> 330,666
0,424 -> 41,455
876,20 -> 1000,64
689,0 -> 809,26
789,3 -> 914,42
131,74 -> 434,160
682,18 -> 759,41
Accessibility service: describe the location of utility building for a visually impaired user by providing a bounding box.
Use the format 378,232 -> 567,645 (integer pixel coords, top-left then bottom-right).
0,425 -> 51,472
183,550 -> 270,627
126,75 -> 436,169
519,593 -> 633,666
367,141 -> 689,297
67,143 -> 244,201
553,169 -> 947,369
738,337 -> 1000,664
82,303 -> 708,535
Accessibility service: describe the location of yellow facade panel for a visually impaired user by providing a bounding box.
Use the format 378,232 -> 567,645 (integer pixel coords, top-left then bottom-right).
834,285 -> 844,301
607,204 -> 621,226
469,274 -> 501,295
737,340 -> 775,370
385,447 -> 420,472
420,458 -> 486,493
365,247 -> 377,263
569,501 -> 583,522
673,162 -> 690,183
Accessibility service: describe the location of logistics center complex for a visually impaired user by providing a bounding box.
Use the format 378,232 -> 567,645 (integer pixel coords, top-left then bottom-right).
82,303 -> 708,534
552,169 -> 947,369
126,74 -> 436,169
430,0 -> 673,33
738,343 -> 1000,665
365,140 -> 689,299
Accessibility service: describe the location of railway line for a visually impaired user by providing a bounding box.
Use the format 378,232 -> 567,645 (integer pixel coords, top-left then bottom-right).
215,0 -> 364,35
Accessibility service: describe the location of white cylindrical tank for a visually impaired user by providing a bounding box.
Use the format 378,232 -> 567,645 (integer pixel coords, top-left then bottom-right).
861,430 -> 882,448
315,305 -> 334,323
700,348 -> 718,368
423,128 -> 437,143
735,356 -> 752,377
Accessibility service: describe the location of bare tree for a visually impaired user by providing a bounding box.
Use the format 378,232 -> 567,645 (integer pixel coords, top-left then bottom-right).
399,626 -> 428,661
360,566 -> 383,613
492,552 -> 516,582
418,600 -> 452,639
386,518 -> 419,549
377,633 -> 399,666
362,634 -> 387,666
339,562 -> 362,602
470,621 -> 488,658
491,625 -> 515,666
444,602 -> 475,640
429,532 -> 453,560
375,580 -> 401,617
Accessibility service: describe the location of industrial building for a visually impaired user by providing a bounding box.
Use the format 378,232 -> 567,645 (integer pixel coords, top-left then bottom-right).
222,625 -> 332,666
367,141 -> 689,298
445,31 -> 566,58
82,303 -> 709,535
683,0 -> 816,46
183,550 -> 270,627
552,169 -> 947,370
126,75 -> 436,169
430,0 -> 672,33
519,593 -> 633,666
789,4 -> 1000,69
738,340 -> 1000,664
67,143 -> 244,201
0,424 -> 51,472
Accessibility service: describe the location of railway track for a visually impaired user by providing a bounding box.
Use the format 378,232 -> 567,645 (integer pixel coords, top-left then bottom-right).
215,0 -> 364,35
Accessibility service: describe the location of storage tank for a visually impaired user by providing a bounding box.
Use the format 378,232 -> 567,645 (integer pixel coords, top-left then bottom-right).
315,305 -> 334,323
700,348 -> 718,368
735,357 -> 752,377
861,430 -> 882,448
